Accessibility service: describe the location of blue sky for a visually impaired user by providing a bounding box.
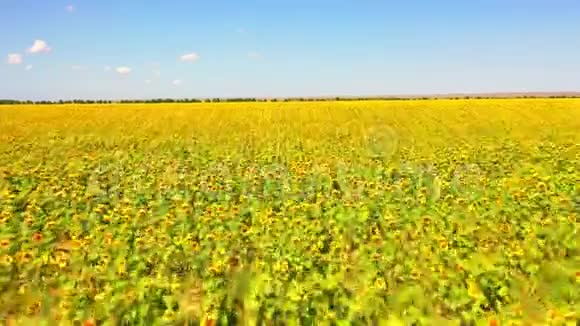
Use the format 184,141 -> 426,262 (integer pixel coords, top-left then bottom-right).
1,0 -> 579,100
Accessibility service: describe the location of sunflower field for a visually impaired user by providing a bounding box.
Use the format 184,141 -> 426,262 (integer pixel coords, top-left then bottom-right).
0,99 -> 578,325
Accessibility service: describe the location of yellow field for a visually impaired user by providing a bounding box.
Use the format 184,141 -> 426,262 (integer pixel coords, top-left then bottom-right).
0,99 -> 578,324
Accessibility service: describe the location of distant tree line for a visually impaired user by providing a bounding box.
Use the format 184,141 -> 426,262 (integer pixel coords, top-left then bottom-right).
1,95 -> 578,105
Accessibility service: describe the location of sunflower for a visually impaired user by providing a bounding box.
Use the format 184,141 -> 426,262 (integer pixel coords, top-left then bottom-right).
410,269 -> 422,280
25,301 -> 41,316
0,239 -> 10,249
56,256 -> 69,269
83,319 -> 96,326
536,181 -> 547,192
208,263 -> 223,276
103,233 -> 114,245
371,252 -> 382,262
162,309 -> 176,322
0,212 -> 9,224
438,238 -> 449,250
0,254 -> 13,266
32,232 -> 43,243
499,223 -> 511,233
16,251 -> 33,264
373,278 -> 387,290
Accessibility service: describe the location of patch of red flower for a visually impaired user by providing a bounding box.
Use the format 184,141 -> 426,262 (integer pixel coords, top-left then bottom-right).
83,319 -> 96,326
32,232 -> 43,242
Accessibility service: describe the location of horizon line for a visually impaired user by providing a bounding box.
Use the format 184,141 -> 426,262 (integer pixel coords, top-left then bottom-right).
2,91 -> 580,103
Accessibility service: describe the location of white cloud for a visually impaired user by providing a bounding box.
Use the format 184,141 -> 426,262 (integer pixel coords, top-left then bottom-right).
115,66 -> 131,75
153,69 -> 161,77
248,51 -> 263,60
7,53 -> 22,65
104,65 -> 111,72
145,79 -> 152,84
65,5 -> 74,13
71,65 -> 88,71
180,53 -> 200,62
25,65 -> 32,71
172,79 -> 182,86
27,40 -> 51,54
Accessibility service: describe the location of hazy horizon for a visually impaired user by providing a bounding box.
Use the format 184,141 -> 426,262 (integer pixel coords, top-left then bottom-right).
2,0 -> 580,100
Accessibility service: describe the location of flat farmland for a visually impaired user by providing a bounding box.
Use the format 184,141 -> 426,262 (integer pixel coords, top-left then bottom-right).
0,99 -> 578,324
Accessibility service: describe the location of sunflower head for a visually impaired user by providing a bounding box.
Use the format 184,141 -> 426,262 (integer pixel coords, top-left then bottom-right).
32,232 -> 44,243
0,239 -> 10,249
